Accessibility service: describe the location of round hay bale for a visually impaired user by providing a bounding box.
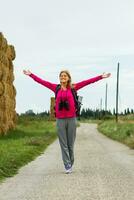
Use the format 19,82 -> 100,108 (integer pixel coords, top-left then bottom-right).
11,74 -> 15,82
4,110 -> 16,130
8,121 -> 15,129
0,32 -> 3,46
0,51 -> 4,62
9,59 -> 13,70
2,67 -> 9,82
0,68 -> 3,81
12,111 -> 17,123
4,84 -> 12,97
6,45 -> 15,60
0,32 -> 4,49
0,110 -> 3,121
13,85 -> 16,96
4,84 -> 16,98
0,62 -> 3,81
0,33 -> 16,135
1,38 -> 8,52
7,74 -> 14,84
0,82 -> 4,96
0,125 -> 9,135
0,34 -> 8,52
0,51 -> 9,66
0,96 -> 6,110
0,35 -> 7,52
6,73 -> 15,84
6,98 -> 16,110
3,97 -> 10,109
2,112 -> 7,123
2,96 -> 16,111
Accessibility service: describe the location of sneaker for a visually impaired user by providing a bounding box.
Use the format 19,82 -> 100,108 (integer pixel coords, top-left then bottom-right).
65,164 -> 72,174
65,167 -> 72,174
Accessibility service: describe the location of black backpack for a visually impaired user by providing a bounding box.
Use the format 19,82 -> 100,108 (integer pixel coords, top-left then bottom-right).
55,84 -> 82,117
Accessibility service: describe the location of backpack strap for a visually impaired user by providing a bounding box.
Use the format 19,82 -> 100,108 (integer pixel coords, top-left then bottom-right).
71,88 -> 82,116
71,88 -> 78,107
55,84 -> 61,99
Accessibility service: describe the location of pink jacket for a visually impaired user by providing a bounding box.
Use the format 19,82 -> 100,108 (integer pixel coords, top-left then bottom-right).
29,73 -> 103,118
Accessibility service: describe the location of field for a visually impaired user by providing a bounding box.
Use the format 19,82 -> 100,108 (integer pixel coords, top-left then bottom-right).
97,115 -> 134,149
0,114 -> 134,182
0,116 -> 57,182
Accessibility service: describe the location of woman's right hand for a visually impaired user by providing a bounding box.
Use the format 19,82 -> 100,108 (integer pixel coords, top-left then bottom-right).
23,70 -> 32,75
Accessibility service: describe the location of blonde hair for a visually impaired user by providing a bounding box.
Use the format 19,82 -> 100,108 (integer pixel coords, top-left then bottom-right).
59,70 -> 74,88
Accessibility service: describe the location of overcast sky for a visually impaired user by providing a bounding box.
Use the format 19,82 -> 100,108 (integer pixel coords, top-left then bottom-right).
0,0 -> 134,114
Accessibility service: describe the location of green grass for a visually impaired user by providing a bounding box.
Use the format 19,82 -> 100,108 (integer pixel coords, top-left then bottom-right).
98,120 -> 134,149
0,116 -> 57,182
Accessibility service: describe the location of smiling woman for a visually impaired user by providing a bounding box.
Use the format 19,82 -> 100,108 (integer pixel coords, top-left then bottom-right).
59,70 -> 72,89
23,69 -> 111,173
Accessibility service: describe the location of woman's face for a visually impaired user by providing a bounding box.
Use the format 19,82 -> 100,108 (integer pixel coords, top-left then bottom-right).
59,72 -> 69,84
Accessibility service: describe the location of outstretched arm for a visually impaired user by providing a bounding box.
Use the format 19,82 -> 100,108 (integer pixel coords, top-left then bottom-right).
74,72 -> 111,91
23,70 -> 57,92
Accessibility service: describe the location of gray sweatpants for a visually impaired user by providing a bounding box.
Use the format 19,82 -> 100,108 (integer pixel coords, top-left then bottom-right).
56,117 -> 77,168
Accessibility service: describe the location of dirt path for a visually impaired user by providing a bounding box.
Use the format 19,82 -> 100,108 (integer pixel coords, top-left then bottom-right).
0,123 -> 134,200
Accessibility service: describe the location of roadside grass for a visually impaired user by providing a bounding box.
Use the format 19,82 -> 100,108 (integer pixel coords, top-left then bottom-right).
0,116 -> 57,182
97,120 -> 134,149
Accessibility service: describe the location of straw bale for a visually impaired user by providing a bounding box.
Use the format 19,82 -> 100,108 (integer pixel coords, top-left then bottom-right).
2,67 -> 9,82
1,112 -> 7,123
0,110 -> 3,121
0,32 -> 3,46
12,111 -> 17,123
4,84 -> 14,98
8,121 -> 15,129
6,45 -> 15,60
2,96 -> 15,111
0,68 -> 3,81
0,33 -> 16,135
9,59 -> 13,70
2,38 -> 8,52
7,74 -> 15,84
0,82 -> 4,96
0,96 -> 6,110
0,62 -> 5,70
8,99 -> 16,110
0,33 -> 8,52
0,51 -> 9,66
0,32 -> 4,49
0,61 -> 2,80
6,63 -> 15,83
0,125 -> 9,135
5,110 -> 16,129
13,85 -> 16,96
3,98 -> 10,110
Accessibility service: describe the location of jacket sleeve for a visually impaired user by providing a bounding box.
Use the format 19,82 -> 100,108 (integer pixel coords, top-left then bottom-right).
29,73 -> 57,93
74,75 -> 103,91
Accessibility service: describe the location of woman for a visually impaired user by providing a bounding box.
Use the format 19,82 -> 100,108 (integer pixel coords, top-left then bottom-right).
23,69 -> 111,174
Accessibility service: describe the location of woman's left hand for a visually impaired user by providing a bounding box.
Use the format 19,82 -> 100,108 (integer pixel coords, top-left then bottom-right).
102,72 -> 111,78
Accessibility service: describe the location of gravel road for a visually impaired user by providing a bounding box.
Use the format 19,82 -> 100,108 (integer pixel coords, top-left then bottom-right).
0,123 -> 134,200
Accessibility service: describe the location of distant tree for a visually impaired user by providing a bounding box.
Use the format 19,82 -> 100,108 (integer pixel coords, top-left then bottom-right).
25,109 -> 35,116
80,108 -> 86,118
127,108 -> 130,115
124,109 -> 127,115
131,109 -> 134,114
38,111 -> 49,117
120,112 -> 123,115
